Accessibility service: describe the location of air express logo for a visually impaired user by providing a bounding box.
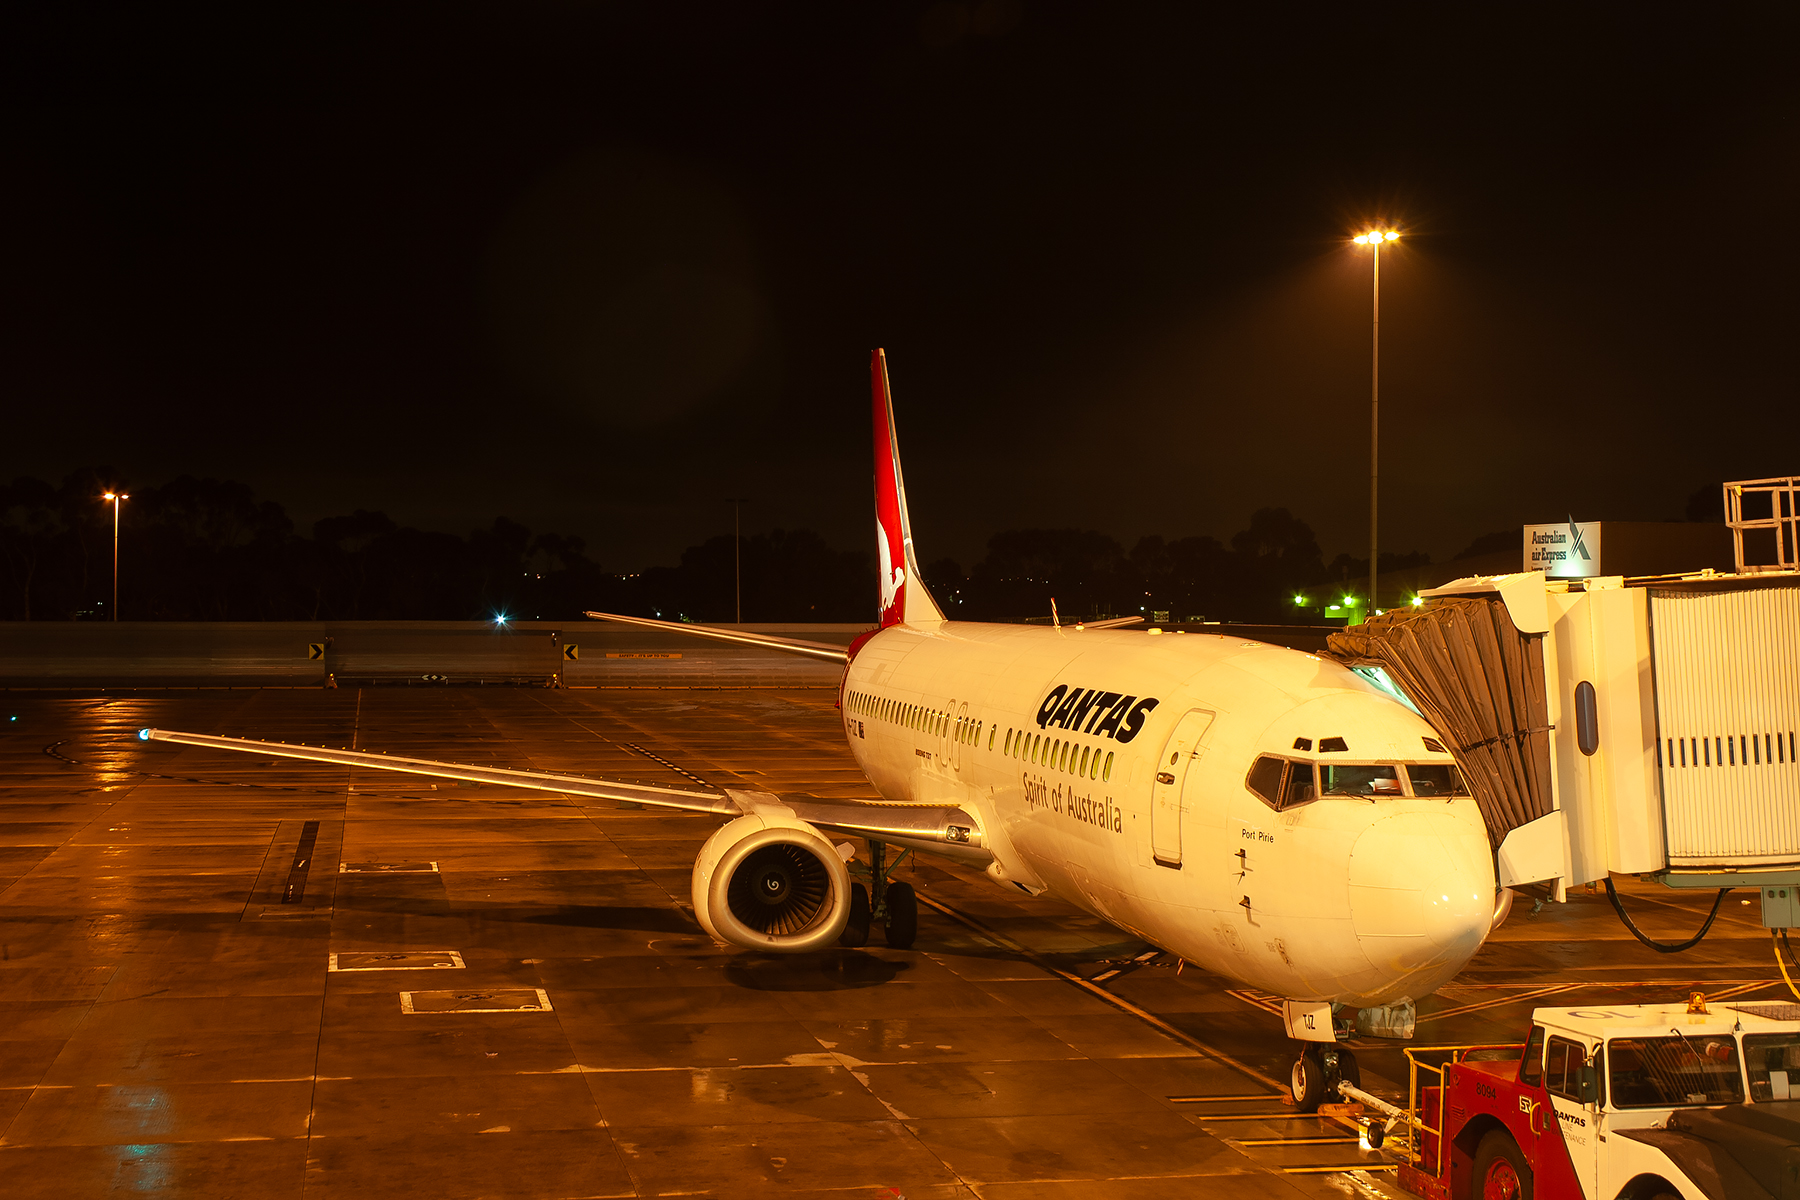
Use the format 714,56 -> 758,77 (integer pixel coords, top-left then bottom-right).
1035,685 -> 1159,743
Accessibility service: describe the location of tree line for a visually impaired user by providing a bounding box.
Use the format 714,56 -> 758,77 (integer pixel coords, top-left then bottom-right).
1,469 -> 1479,624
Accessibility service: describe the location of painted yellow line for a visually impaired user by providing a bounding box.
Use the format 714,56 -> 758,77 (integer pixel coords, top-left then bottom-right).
1283,1164 -> 1399,1174
1168,1093 -> 1285,1103
1196,1112 -> 1336,1122
1418,983 -> 1582,1023
1235,1136 -> 1362,1146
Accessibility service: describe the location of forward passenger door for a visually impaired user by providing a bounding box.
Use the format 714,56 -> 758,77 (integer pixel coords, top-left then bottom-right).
1149,709 -> 1215,868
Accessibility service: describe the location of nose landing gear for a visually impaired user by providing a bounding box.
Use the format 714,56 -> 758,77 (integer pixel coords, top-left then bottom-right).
1289,1044 -> 1360,1112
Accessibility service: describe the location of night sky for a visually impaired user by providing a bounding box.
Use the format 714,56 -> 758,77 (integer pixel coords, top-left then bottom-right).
7,5 -> 1797,574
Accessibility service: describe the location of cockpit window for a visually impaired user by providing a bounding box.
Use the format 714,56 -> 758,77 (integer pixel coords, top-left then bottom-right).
1248,757 -> 1319,812
1247,756 -> 1284,805
1406,764 -> 1468,796
1281,762 -> 1317,809
1320,764 -> 1402,797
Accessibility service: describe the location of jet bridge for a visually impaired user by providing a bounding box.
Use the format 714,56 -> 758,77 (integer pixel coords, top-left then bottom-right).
1328,479 -> 1800,930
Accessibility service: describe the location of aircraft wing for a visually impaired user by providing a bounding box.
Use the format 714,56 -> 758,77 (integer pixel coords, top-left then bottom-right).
140,728 -> 987,858
583,610 -> 852,663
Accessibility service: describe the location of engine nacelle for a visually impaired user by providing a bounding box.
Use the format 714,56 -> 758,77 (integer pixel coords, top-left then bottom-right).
691,812 -> 851,952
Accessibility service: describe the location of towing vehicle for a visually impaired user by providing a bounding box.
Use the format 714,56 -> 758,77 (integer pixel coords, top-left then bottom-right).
1351,994 -> 1800,1200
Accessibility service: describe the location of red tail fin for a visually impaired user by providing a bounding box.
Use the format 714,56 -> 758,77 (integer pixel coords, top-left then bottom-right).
871,349 -> 944,628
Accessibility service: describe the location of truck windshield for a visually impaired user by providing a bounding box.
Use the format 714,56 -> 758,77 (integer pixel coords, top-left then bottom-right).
1608,1035 -> 1744,1107
1745,1032 -> 1800,1101
1320,764 -> 1402,797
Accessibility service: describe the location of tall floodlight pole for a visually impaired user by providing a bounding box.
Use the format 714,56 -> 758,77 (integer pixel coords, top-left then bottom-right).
1351,229 -> 1399,617
102,491 -> 129,621
724,497 -> 751,623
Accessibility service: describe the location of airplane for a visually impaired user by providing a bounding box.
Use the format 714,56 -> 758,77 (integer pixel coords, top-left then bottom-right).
143,348 -> 1499,1109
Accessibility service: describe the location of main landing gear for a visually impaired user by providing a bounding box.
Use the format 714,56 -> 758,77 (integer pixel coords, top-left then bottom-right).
1289,1043 -> 1360,1112
838,840 -> 918,950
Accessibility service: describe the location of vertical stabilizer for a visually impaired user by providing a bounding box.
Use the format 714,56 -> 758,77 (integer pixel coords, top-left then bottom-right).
871,349 -> 945,628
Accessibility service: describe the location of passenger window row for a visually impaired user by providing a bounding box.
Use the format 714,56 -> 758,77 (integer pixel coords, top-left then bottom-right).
1246,756 -> 1468,812
1002,727 -> 1114,783
1664,731 -> 1796,768
846,690 -> 990,751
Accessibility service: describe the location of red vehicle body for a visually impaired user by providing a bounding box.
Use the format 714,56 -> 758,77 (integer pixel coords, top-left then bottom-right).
1400,1043 -> 1583,1200
1394,999 -> 1800,1200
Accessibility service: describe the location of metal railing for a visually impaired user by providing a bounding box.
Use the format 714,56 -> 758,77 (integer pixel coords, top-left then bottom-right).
1725,476 -> 1800,574
1386,1042 -> 1527,1179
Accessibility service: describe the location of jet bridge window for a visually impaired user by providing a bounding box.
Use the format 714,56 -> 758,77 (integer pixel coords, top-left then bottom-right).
1320,764 -> 1402,797
1404,764 -> 1468,796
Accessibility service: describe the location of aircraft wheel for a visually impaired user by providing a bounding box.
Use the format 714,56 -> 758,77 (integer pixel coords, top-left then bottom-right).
839,883 -> 871,947
883,882 -> 918,949
1471,1129 -> 1533,1200
1329,1046 -> 1361,1090
1290,1049 -> 1326,1112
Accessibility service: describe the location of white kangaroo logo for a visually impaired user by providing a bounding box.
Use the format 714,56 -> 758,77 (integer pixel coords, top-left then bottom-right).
877,518 -> 906,614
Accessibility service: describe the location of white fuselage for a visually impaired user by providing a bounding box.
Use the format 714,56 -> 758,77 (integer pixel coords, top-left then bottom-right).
839,620 -> 1495,1007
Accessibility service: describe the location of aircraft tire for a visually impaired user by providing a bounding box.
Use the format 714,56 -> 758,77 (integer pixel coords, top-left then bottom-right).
1333,1047 -> 1361,1090
839,883 -> 871,947
1290,1050 -> 1326,1112
1471,1129 -> 1533,1200
883,882 -> 918,949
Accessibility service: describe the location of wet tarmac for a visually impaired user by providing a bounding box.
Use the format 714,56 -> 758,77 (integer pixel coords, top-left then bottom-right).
1,687 -> 1788,1198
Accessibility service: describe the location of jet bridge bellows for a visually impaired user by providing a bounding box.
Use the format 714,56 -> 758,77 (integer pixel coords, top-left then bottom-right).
1327,595 -> 1553,851
1328,555 -> 1800,921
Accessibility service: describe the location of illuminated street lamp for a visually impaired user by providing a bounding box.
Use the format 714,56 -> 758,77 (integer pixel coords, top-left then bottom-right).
102,491 -> 129,621
1351,229 -> 1399,620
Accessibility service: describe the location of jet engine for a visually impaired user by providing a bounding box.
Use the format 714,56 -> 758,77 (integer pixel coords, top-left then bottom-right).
691,812 -> 851,952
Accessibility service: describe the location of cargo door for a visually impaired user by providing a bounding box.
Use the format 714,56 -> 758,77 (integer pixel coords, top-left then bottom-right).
1150,709 -> 1215,869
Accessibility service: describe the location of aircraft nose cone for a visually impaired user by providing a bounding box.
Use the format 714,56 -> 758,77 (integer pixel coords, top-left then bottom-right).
1349,811 -> 1494,980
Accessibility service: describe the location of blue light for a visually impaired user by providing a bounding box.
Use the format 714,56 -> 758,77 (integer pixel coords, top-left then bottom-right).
494,613 -> 509,625
138,728 -> 151,740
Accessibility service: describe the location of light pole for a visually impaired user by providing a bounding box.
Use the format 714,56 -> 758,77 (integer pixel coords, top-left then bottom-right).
102,491 -> 129,621
1351,229 -> 1399,617
724,497 -> 751,624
